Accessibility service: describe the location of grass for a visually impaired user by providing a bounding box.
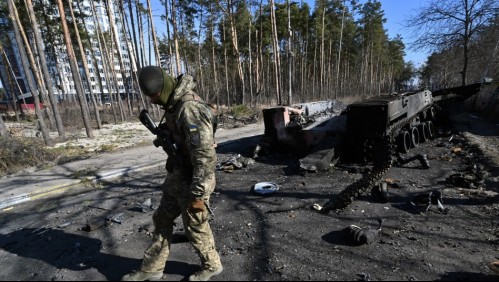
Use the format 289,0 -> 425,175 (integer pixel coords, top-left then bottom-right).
80,178 -> 102,189
229,104 -> 259,118
0,132 -> 153,177
71,167 -> 99,179
0,136 -> 89,178
99,144 -> 117,152
0,107 -> 260,178
112,128 -> 127,135
0,137 -> 58,177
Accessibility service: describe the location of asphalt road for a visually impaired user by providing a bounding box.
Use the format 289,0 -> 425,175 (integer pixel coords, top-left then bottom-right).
0,123 -> 265,210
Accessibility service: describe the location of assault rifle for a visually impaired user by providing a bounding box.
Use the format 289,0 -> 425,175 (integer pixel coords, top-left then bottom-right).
139,109 -> 183,172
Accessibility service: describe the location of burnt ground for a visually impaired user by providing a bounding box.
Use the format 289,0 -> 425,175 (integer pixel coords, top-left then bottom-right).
0,113 -> 498,281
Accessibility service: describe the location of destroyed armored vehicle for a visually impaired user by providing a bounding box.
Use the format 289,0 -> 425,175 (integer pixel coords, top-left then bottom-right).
256,83 -> 482,210
344,90 -> 435,163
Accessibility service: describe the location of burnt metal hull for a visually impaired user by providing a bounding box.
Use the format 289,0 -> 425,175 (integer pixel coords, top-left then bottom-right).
257,83 -> 483,211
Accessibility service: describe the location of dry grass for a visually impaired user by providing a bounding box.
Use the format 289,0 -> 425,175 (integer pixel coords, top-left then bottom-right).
0,121 -> 154,178
0,107 -> 261,177
0,137 -> 71,177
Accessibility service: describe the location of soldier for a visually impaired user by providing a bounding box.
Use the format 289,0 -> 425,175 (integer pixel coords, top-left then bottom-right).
122,66 -> 222,281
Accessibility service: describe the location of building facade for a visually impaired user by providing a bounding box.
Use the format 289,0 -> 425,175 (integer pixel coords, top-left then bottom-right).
0,0 -> 136,106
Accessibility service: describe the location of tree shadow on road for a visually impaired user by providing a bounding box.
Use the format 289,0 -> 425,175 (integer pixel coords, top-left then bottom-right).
217,135 -> 261,155
0,228 -> 139,280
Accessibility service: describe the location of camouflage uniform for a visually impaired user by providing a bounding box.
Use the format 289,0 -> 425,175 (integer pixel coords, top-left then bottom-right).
139,74 -> 222,273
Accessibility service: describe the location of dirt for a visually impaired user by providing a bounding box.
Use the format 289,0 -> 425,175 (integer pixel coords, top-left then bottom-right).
5,121 -> 156,152
0,112 -> 498,281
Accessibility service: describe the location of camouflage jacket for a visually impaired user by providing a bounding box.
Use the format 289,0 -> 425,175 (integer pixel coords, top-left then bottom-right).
162,74 -> 217,200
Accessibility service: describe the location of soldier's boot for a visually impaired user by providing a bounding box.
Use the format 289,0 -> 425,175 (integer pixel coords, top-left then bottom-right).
188,266 -> 223,281
490,261 -> 499,275
121,271 -> 163,281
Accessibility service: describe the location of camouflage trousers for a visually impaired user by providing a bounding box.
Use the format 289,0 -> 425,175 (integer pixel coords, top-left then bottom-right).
140,168 -> 222,273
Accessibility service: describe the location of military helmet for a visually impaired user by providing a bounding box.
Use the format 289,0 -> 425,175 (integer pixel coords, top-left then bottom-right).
138,66 -> 164,96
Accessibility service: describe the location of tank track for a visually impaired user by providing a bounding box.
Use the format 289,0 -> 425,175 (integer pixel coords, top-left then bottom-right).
321,104 -> 438,212
321,136 -> 393,212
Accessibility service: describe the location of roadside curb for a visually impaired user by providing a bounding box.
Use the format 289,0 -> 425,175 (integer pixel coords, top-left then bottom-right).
0,140 -> 249,211
0,160 -> 165,211
0,179 -> 82,210
92,160 -> 164,182
0,123 -> 265,212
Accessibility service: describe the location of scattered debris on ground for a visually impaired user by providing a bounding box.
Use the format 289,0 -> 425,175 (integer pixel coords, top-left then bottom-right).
0,109 -> 497,281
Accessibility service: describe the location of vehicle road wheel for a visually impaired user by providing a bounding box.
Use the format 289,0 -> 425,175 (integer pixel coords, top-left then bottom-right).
410,127 -> 420,148
398,130 -> 411,153
418,123 -> 429,142
426,121 -> 435,139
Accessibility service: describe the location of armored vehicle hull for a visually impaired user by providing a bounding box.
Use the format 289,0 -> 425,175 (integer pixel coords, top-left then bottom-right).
256,84 -> 482,211
324,86 -> 481,211
344,90 -> 435,163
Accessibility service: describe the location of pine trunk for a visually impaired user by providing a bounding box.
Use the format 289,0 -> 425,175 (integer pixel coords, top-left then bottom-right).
170,0 -> 182,74
8,0 -> 52,145
56,0 -> 94,139
25,0 -> 66,139
70,1 -> 102,129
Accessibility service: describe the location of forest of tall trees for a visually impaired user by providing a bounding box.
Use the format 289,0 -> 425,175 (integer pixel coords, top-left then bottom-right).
154,0 -> 412,106
406,0 -> 499,89
0,0 -> 498,144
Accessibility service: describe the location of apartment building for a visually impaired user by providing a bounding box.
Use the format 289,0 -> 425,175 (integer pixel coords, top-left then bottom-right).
0,0 -> 136,106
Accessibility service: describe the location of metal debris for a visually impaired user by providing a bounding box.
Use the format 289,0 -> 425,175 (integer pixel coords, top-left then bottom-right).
409,190 -> 449,214
312,203 -> 323,211
106,213 -> 124,224
256,101 -> 345,156
344,219 -> 383,246
299,135 -> 341,172
447,165 -> 487,189
217,154 -> 255,172
135,198 -> 154,213
396,154 -> 430,169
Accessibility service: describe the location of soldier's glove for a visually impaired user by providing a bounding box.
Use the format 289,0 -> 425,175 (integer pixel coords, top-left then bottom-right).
189,199 -> 207,213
